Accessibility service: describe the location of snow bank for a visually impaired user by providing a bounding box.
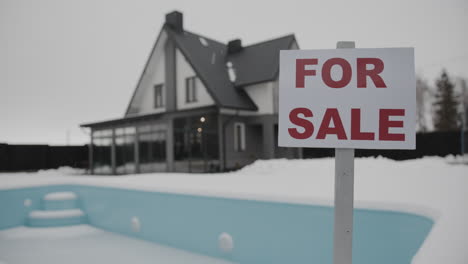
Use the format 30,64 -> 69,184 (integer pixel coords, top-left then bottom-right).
0,157 -> 466,264
0,225 -> 234,264
0,225 -> 97,239
37,166 -> 85,176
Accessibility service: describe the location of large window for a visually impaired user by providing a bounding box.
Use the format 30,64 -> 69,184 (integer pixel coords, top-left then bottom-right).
92,129 -> 112,174
138,124 -> 167,173
234,122 -> 246,152
185,76 -> 197,103
154,84 -> 164,108
115,127 -> 136,174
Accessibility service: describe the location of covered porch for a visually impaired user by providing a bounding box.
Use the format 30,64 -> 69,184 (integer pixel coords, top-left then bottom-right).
82,106 -> 220,174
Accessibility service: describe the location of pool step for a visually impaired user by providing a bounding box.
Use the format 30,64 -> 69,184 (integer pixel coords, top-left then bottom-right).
27,209 -> 86,227
26,191 -> 87,227
43,192 -> 78,210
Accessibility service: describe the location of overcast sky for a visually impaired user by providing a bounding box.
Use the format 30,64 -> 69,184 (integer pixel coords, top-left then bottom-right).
1,0 -> 467,145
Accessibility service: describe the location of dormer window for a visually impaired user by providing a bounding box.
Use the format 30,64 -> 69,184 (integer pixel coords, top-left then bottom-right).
154,84 -> 164,108
185,76 -> 197,103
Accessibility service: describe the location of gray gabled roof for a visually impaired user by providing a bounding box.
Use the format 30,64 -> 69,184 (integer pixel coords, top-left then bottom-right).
165,26 -> 257,110
165,26 -> 297,110
227,34 -> 296,87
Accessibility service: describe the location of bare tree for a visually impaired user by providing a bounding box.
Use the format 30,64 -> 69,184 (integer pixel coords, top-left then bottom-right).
416,76 -> 430,132
460,79 -> 468,115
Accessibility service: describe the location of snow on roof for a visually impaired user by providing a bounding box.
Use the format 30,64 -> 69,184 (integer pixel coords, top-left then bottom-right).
199,37 -> 209,47
226,61 -> 236,82
0,157 -> 467,264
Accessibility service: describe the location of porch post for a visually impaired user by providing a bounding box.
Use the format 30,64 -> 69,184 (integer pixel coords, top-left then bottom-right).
89,129 -> 94,174
297,147 -> 303,159
217,114 -> 225,171
134,127 -> 140,174
166,118 -> 175,172
262,118 -> 275,159
111,129 -> 116,175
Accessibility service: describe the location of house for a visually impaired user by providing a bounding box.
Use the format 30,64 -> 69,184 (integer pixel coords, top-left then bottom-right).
81,11 -> 302,174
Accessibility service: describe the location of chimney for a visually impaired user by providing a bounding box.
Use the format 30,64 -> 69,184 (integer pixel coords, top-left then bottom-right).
165,11 -> 183,32
227,39 -> 243,54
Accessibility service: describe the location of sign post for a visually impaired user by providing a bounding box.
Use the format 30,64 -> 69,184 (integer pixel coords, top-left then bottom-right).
333,41 -> 355,264
278,43 -> 416,264
334,147 -> 354,264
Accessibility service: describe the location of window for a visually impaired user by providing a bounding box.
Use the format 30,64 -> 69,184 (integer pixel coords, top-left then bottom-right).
115,127 -> 136,174
138,124 -> 167,173
185,76 -> 197,103
233,122 -> 246,152
92,129 -> 112,174
154,84 -> 164,108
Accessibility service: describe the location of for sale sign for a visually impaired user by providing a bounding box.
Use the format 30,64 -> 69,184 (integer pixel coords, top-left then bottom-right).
278,48 -> 416,149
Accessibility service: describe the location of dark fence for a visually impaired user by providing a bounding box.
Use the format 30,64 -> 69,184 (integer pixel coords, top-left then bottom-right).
304,131 -> 468,160
0,131 -> 466,172
0,144 -> 88,172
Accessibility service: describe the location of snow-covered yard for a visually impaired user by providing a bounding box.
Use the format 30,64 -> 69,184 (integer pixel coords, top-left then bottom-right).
0,157 -> 467,264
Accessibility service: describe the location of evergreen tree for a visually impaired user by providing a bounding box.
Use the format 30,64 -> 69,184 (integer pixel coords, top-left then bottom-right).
432,70 -> 459,131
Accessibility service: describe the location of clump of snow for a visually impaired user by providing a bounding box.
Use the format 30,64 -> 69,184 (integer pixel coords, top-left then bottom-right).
29,209 -> 84,219
24,199 -> 32,207
446,154 -> 468,165
37,166 -> 85,176
131,216 -> 141,233
218,232 -> 234,253
226,61 -> 236,82
199,37 -> 209,47
0,157 -> 467,264
44,192 -> 77,201
211,53 -> 216,65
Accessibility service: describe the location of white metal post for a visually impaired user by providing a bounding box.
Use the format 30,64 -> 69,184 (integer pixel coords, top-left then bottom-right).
460,79 -> 466,161
334,41 -> 355,264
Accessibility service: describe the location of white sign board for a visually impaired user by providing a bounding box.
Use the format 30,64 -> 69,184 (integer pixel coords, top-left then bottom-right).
278,48 -> 416,149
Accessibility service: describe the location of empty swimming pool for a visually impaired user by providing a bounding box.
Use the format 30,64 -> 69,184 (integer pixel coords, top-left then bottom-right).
0,184 -> 433,264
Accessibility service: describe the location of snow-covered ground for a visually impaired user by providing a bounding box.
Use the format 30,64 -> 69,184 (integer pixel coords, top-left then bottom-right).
0,225 -> 233,264
0,157 -> 467,264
